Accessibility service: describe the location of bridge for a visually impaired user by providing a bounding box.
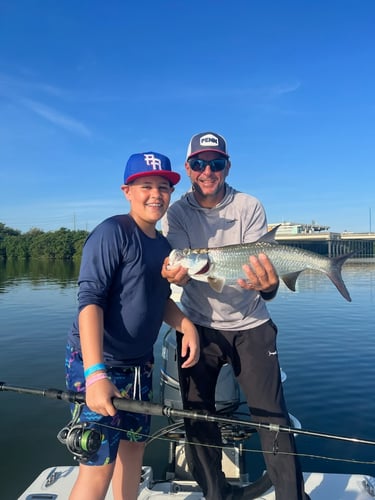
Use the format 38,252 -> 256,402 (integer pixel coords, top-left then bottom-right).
270,224 -> 375,258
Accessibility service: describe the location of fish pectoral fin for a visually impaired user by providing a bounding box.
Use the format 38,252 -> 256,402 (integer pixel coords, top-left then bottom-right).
207,277 -> 225,293
281,271 -> 303,292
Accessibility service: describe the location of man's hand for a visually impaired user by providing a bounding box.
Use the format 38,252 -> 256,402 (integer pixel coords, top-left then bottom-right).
238,253 -> 279,294
162,256 -> 190,286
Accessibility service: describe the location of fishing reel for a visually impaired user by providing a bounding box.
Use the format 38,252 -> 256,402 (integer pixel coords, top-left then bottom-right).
57,404 -> 102,463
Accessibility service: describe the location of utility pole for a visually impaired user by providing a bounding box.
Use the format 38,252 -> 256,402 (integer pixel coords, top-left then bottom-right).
370,208 -> 372,233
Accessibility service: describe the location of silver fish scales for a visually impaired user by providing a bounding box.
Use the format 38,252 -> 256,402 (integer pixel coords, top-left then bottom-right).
168,227 -> 354,301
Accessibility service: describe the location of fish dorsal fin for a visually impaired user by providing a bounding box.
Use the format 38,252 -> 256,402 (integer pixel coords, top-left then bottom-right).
281,271 -> 303,292
258,225 -> 280,243
207,277 -> 225,293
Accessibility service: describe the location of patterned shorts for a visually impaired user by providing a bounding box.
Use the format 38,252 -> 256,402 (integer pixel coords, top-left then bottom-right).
65,344 -> 153,465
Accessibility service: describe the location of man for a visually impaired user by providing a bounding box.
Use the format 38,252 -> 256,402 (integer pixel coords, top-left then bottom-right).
161,132 -> 309,500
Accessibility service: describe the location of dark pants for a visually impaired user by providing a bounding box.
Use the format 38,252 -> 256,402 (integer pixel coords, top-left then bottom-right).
177,320 -> 308,500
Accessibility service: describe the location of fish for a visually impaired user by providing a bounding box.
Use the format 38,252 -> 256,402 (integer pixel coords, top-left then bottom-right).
167,226 -> 354,301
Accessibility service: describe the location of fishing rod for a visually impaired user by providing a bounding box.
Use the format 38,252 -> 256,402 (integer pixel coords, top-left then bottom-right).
1,381 -> 375,447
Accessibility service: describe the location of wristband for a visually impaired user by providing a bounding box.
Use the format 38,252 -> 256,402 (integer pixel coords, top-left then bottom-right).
85,372 -> 108,388
84,362 -> 106,378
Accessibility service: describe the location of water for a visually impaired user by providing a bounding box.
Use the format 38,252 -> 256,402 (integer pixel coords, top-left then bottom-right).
1,260 -> 375,499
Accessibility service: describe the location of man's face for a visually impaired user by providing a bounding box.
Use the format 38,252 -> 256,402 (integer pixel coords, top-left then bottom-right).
185,151 -> 230,206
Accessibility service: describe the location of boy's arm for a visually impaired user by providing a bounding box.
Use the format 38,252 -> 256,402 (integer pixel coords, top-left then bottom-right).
163,298 -> 200,368
79,304 -> 121,416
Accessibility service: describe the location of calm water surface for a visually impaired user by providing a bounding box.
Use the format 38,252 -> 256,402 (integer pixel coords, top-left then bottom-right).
1,260 -> 375,499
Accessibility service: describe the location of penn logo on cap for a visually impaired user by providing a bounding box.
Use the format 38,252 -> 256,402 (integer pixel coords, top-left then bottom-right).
200,134 -> 219,147
186,132 -> 229,160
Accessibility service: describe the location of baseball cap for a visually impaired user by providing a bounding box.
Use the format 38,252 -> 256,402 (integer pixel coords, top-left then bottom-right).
124,152 -> 180,185
186,132 -> 229,160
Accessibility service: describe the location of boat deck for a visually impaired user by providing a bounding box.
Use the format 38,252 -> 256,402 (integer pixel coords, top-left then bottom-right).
19,465 -> 375,499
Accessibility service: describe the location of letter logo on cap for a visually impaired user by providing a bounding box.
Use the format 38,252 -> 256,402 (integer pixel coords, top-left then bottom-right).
200,134 -> 219,147
144,153 -> 162,170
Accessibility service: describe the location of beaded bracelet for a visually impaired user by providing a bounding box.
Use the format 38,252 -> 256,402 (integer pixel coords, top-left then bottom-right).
85,372 -> 109,389
84,362 -> 106,378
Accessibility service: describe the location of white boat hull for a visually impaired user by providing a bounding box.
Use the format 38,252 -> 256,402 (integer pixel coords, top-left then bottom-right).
18,465 -> 375,499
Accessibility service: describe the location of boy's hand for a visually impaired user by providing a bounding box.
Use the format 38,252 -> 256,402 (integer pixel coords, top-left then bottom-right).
86,378 -> 121,417
180,323 -> 200,368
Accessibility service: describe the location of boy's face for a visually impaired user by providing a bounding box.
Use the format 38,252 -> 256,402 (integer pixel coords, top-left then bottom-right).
121,175 -> 174,226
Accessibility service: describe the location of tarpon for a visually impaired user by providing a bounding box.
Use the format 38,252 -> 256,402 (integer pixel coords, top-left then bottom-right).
168,226 -> 354,301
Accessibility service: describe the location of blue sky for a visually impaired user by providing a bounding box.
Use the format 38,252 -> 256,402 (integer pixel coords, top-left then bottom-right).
1,0 -> 374,234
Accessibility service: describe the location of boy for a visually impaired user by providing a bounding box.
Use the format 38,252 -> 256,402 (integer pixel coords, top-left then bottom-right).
65,151 -> 199,500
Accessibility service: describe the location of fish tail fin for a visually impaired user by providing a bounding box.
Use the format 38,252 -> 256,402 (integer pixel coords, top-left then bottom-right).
327,252 -> 355,302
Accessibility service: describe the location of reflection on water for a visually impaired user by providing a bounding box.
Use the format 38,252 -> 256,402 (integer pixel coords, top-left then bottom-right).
1,260 -> 375,498
266,261 -> 375,478
0,259 -> 80,292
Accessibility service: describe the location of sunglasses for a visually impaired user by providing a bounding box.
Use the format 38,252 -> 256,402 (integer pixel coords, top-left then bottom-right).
188,158 -> 227,172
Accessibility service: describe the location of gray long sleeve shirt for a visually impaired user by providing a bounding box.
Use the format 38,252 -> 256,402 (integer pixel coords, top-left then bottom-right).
162,184 -> 271,331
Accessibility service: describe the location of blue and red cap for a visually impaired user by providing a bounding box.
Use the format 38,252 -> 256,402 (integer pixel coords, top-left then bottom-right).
124,152 -> 180,185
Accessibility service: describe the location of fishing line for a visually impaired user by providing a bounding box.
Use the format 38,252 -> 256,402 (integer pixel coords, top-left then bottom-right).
87,418 -> 375,469
56,412 -> 375,469
145,430 -> 375,468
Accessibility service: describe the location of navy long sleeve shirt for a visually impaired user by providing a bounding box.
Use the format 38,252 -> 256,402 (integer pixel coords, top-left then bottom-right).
68,214 -> 171,366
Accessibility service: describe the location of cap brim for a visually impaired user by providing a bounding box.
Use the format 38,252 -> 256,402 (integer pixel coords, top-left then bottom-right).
187,148 -> 229,160
125,171 -> 180,186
